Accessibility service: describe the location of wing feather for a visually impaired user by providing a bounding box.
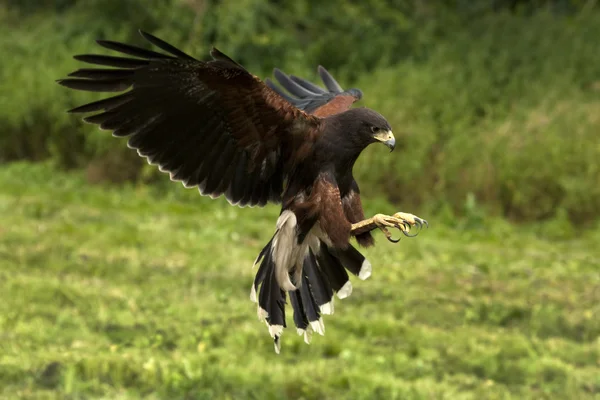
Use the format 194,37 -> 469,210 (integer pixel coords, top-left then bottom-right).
317,65 -> 344,93
289,75 -> 327,94
268,66 -> 363,116
273,69 -> 318,98
138,30 -> 197,60
58,31 -> 321,207
96,39 -> 174,59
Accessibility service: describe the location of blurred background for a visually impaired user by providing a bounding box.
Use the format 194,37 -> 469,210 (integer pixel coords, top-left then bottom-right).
0,1 -> 599,399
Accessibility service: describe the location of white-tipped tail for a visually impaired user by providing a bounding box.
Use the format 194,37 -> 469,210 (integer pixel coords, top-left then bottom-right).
337,280 -> 353,299
251,220 -> 375,353
257,307 -> 268,322
274,337 -> 281,354
296,326 -> 314,344
268,324 -> 284,338
310,318 -> 325,336
320,300 -> 334,315
358,259 -> 372,280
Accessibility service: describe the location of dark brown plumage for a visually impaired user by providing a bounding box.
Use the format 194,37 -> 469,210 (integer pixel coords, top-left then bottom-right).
58,31 -> 423,353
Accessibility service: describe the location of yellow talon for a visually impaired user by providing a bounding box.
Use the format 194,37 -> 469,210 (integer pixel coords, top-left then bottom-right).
351,212 -> 428,242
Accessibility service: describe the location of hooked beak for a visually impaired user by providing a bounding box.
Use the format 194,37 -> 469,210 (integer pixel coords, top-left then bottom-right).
373,130 -> 396,152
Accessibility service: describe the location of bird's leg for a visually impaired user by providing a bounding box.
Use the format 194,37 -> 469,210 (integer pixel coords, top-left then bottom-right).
350,212 -> 428,243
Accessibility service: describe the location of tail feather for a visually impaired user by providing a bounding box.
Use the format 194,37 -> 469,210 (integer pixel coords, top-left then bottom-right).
289,290 -> 314,344
253,242 -> 286,353
316,244 -> 353,299
303,249 -> 335,314
331,244 -> 372,281
289,290 -> 309,331
251,238 -> 372,353
264,273 -> 287,354
250,238 -> 273,302
299,271 -> 324,336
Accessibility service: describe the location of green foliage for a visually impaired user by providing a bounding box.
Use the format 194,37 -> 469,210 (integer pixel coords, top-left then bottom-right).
353,10 -> 600,225
1,1 -> 599,224
1,162 -> 599,399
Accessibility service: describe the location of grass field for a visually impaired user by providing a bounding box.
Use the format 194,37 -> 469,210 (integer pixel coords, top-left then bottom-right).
0,162 -> 599,399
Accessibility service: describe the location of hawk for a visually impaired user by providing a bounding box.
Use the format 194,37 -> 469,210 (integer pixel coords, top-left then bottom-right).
58,31 -> 427,353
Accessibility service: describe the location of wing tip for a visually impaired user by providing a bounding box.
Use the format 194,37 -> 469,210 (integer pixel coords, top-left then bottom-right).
347,88 -> 363,100
317,65 -> 344,93
209,46 -> 223,59
272,68 -> 287,80
65,105 -> 80,114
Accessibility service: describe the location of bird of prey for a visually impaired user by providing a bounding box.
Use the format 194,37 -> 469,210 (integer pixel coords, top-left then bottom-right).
58,31 -> 427,353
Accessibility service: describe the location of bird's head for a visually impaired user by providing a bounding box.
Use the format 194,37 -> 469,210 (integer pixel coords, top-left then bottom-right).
344,108 -> 395,152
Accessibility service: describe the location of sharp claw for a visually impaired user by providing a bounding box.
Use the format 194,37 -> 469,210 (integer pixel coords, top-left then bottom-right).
415,217 -> 428,229
403,229 -> 419,238
380,225 -> 401,243
387,235 -> 401,243
372,212 -> 428,243
405,220 -> 423,237
389,222 -> 405,242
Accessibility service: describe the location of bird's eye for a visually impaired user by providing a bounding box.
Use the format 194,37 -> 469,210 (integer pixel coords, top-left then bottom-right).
370,126 -> 378,133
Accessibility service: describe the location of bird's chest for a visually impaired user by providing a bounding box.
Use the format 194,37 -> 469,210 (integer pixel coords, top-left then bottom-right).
334,173 -> 354,198
286,156 -> 353,199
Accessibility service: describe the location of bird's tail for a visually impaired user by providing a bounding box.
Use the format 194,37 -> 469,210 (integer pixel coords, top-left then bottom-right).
250,238 -> 371,353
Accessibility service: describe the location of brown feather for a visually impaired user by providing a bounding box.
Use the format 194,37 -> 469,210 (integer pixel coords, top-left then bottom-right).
312,94 -> 358,118
313,174 -> 352,249
58,32 -> 324,207
342,188 -> 375,247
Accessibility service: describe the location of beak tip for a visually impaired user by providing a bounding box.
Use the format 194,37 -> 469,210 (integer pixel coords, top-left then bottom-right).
374,130 -> 396,151
386,138 -> 396,152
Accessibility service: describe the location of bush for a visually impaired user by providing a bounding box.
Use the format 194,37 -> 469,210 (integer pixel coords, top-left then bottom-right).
353,10 -> 600,225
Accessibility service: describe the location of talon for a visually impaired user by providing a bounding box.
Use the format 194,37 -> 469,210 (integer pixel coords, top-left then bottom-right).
391,212 -> 428,237
412,216 -> 428,229
387,235 -> 401,243
402,228 -> 419,238
372,215 -> 403,242
350,211 -> 428,242
380,225 -> 393,240
382,226 -> 401,243
392,220 -> 407,233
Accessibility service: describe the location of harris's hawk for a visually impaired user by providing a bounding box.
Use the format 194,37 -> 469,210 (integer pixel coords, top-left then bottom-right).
58,31 -> 427,353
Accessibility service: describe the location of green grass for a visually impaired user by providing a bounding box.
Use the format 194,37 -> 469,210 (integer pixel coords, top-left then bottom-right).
0,162 -> 599,399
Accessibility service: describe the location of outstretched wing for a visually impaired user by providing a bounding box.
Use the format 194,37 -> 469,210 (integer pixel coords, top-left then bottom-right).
58,31 -> 321,207
265,66 -> 363,117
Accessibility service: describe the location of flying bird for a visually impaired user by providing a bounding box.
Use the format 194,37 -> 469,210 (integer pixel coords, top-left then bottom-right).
57,31 -> 427,353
